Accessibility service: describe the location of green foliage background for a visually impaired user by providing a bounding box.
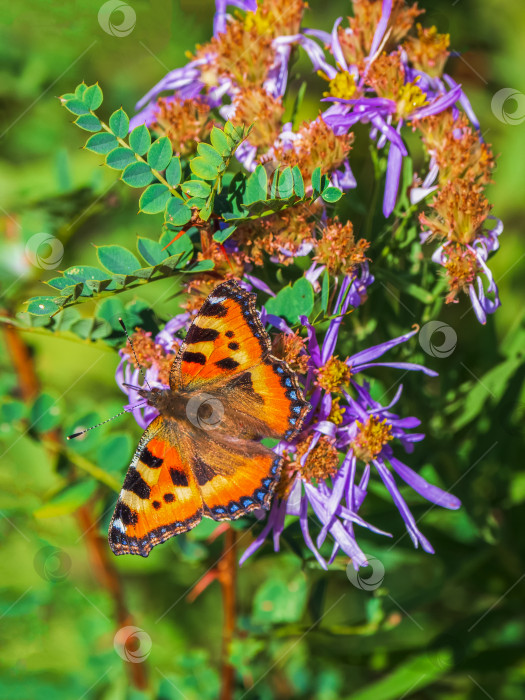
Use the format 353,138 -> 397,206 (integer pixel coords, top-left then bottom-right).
1,1 -> 524,698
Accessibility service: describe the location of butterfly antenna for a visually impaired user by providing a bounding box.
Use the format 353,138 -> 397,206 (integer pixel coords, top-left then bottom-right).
66,401 -> 149,440
118,317 -> 152,391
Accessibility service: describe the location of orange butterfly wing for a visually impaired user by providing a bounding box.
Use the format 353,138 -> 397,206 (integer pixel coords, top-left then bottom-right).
172,280 -> 309,441
170,279 -> 270,391
109,280 -> 309,556
109,417 -> 203,557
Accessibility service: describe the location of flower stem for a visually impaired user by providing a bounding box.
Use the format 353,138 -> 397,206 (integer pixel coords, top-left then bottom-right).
218,526 -> 237,700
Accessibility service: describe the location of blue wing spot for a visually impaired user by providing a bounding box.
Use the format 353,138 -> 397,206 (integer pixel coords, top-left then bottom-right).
271,462 -> 279,474
289,417 -> 297,425
262,478 -> 272,488
285,429 -> 293,439
289,390 -> 297,399
255,490 -> 266,502
276,366 -> 284,374
214,507 -> 226,514
241,497 -> 254,507
285,377 -> 292,387
161,527 -> 167,534
229,503 -> 240,513
292,405 -> 301,414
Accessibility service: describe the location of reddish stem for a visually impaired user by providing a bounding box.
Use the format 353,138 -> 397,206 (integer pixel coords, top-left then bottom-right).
218,526 -> 237,700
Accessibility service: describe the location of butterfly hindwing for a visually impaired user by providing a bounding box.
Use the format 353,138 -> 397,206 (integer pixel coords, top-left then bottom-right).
223,357 -> 310,441
109,417 -> 203,557
181,428 -> 284,520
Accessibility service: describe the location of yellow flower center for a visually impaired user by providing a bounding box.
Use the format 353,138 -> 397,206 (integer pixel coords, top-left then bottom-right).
316,356 -> 351,392
396,79 -> 428,119
328,396 -> 346,425
244,10 -> 273,34
324,71 -> 357,100
351,415 -> 393,463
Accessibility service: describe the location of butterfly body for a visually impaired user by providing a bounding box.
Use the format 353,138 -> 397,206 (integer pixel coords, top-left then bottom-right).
109,281 -> 310,557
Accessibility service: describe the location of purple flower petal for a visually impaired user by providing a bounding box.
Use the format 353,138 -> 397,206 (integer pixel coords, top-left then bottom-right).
383,139 -> 404,217
368,0 -> 392,59
374,459 -> 435,553
389,457 -> 461,509
355,361 -> 438,377
347,328 -> 418,366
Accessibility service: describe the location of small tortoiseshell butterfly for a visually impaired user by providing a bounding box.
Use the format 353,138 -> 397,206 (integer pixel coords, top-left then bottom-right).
109,280 -> 310,556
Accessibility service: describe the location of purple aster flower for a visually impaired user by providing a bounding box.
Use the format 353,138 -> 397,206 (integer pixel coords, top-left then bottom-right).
430,235 -> 502,325
240,278 -> 458,570
213,0 -> 257,36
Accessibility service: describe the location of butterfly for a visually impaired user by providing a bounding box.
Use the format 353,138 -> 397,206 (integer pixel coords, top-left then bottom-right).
109,280 -> 310,556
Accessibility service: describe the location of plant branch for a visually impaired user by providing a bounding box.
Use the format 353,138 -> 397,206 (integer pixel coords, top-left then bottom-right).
218,526 -> 237,700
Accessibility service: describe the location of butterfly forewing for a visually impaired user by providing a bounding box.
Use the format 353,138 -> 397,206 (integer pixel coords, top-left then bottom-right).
170,280 -> 270,392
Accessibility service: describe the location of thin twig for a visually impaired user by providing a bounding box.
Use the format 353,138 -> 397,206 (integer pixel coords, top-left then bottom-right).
218,526 -> 237,700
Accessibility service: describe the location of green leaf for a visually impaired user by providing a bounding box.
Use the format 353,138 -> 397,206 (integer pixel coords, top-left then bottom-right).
139,183 -> 171,214
210,126 -> 231,155
196,142 -> 223,167
190,157 -> 219,180
311,166 -> 322,194
347,652 -> 452,700
96,434 -> 133,473
83,83 -> 103,110
105,147 -> 136,170
159,230 -> 193,258
63,98 -> 90,116
26,296 -> 59,316
75,83 -> 88,99
121,161 -> 155,188
321,269 -> 330,312
137,237 -> 168,265
97,297 -> 126,331
253,574 -> 307,624
181,180 -> 212,198
199,200 -> 213,221
185,259 -> 215,273
71,317 -> 112,340
30,392 -> 62,432
46,277 -> 72,290
34,480 -> 98,519
165,156 -> 181,187
0,400 -> 26,424
165,197 -> 192,226
213,224 -> 237,244
265,277 -> 314,323
129,124 -> 151,155
74,114 -> 101,132
63,266 -> 108,283
224,121 -> 245,142
85,132 -> 118,155
322,186 -> 343,203
244,165 -> 268,204
96,245 -> 141,274
278,167 -> 294,198
147,136 -> 172,171
454,356 -> 523,430
292,165 -> 305,198
109,108 -> 129,138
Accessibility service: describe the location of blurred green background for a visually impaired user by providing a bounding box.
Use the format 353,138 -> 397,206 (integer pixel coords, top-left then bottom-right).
1,1 -> 524,698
